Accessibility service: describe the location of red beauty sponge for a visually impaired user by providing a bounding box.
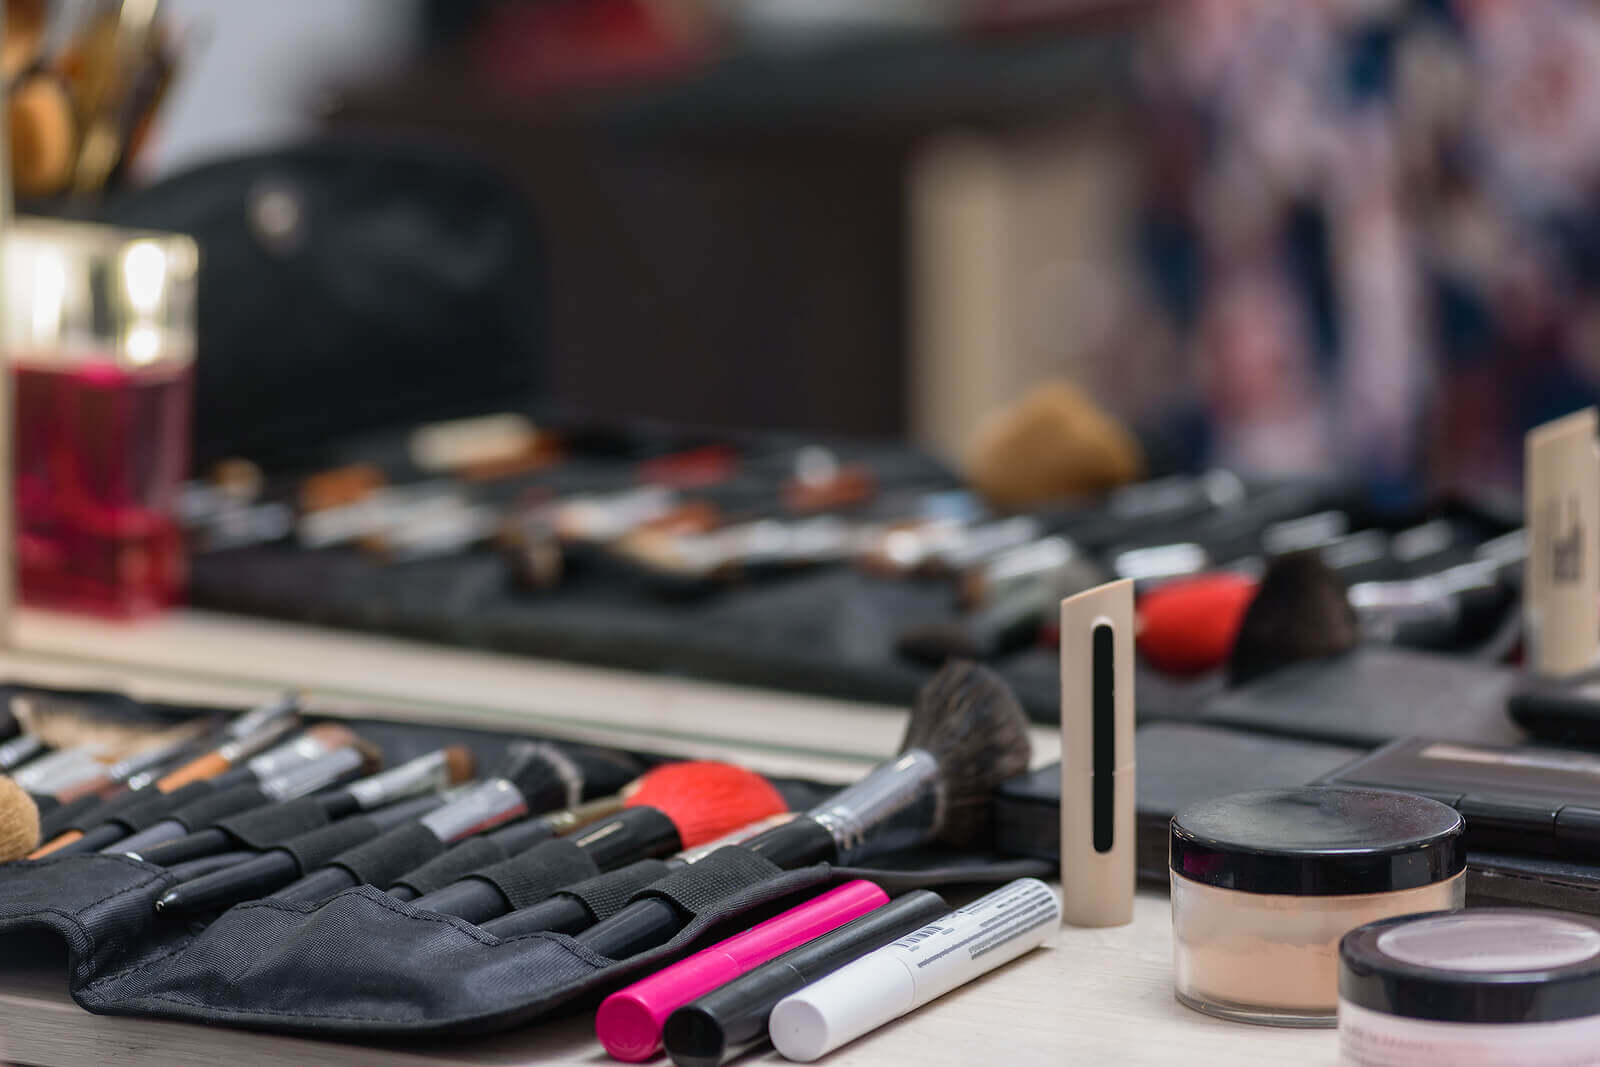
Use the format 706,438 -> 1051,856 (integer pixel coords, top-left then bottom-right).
1137,572 -> 1260,675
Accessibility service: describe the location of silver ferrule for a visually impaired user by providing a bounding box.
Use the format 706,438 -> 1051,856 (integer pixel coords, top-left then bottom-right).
216,716 -> 300,764
225,693 -> 300,742
259,746 -> 366,802
1262,510 -> 1349,556
105,727 -> 205,783
0,733 -> 44,771
419,778 -> 528,844
244,732 -> 337,781
344,749 -> 454,811
938,517 -> 1042,571
13,747 -> 105,792
807,748 -> 942,864
676,812 -> 797,865
966,536 -> 1093,607
1113,542 -> 1208,586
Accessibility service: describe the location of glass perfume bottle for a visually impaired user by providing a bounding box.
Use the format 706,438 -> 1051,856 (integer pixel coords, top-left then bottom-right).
6,218 -> 198,617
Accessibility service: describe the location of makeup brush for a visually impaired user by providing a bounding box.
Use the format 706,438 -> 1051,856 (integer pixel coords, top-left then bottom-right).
577,662 -> 1031,958
1136,571 -> 1259,676
11,744 -> 113,798
37,726 -> 219,840
48,720 -> 214,804
270,743 -> 638,904
476,813 -> 798,940
1227,551 -> 1360,687
35,711 -> 306,858
31,694 -> 303,854
131,746 -> 474,866
0,775 -> 41,863
152,696 -> 304,791
110,727 -> 380,855
386,794 -> 629,901
7,696 -> 209,770
406,762 -> 787,923
387,758 -> 727,901
153,790 -> 465,914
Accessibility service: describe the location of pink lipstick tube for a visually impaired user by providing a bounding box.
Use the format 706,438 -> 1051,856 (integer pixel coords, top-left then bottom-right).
596,879 -> 888,1061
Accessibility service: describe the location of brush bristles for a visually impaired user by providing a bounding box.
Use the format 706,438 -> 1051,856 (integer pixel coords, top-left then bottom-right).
443,746 -> 476,784
1228,551 -> 1359,686
305,723 -> 360,750
903,660 -> 1032,848
628,761 -> 788,848
496,743 -> 584,813
0,775 -> 41,863
352,737 -> 385,776
561,745 -> 644,800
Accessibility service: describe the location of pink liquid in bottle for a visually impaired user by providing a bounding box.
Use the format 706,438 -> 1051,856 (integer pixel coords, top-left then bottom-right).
13,354 -> 192,617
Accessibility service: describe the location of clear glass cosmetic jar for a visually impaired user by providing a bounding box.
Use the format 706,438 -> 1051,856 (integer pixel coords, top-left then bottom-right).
1170,787 -> 1465,1027
1338,909 -> 1600,1066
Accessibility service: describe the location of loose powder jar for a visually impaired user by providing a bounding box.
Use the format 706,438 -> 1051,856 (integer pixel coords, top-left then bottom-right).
1169,786 -> 1465,1027
1339,909 -> 1600,1066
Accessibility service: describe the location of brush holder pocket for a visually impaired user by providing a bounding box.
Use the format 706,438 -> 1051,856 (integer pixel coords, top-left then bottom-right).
0,683 -> 1050,1040
0,846 -> 832,1035
459,838 -> 602,911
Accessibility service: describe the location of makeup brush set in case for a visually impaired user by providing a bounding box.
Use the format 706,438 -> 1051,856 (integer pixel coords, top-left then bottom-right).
0,663 -> 1060,1057
178,411 -> 1528,729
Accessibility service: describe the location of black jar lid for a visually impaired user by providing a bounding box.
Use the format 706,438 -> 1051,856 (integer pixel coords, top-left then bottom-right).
1341,909 -> 1600,1024
1169,787 -> 1464,896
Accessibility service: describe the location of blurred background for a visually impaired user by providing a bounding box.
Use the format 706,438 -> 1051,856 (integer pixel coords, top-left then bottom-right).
38,0 -> 1597,504
0,0 -> 1578,715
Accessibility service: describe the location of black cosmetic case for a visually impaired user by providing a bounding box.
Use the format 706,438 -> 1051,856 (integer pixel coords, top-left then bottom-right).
0,684 -> 1045,1038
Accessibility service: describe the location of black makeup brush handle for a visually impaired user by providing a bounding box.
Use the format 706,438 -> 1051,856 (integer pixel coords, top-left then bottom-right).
480,895 -> 592,938
38,794 -> 108,839
113,784 -> 273,855
50,823 -> 132,856
135,827 -> 233,865
170,804 -> 435,912
82,780 -> 214,836
410,838 -> 602,923
479,859 -> 675,939
739,816 -> 837,869
162,850 -> 262,883
273,818 -> 453,904
158,852 -> 301,915
577,847 -> 786,960
411,807 -> 681,922
569,807 -> 681,868
387,813 -> 565,902
576,897 -> 682,958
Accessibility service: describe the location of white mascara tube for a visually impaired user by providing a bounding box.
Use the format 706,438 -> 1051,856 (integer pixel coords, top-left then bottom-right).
768,878 -> 1060,1061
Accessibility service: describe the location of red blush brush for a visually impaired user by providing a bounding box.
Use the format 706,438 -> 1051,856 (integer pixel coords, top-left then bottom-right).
1136,572 -> 1259,675
407,761 -> 788,923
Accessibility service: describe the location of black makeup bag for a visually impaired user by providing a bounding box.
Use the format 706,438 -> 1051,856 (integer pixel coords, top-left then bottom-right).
0,685 -> 1047,1038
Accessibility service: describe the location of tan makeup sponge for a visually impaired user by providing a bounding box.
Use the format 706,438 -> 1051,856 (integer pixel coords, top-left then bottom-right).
965,381 -> 1144,511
